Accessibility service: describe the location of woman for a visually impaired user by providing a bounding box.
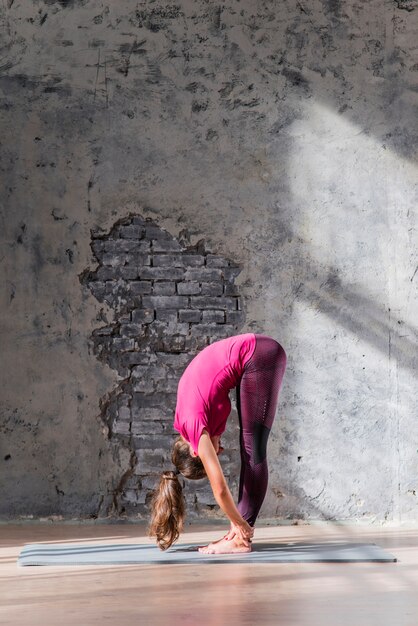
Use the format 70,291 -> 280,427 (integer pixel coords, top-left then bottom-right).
147,332 -> 287,553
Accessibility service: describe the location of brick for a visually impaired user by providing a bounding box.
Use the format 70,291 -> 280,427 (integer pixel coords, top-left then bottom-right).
130,281 -> 152,295
131,407 -> 164,421
133,448 -> 167,469
132,378 -> 155,393
177,282 -> 200,295
131,308 -> 154,323
163,334 -> 186,352
150,321 -> 189,335
155,352 -> 191,367
132,215 -> 147,225
122,489 -> 146,504
107,356 -> 130,378
132,364 -> 166,379
89,282 -> 106,299
206,254 -> 229,267
184,268 -> 222,281
102,225 -> 121,239
200,282 -> 223,296
142,295 -> 188,309
190,324 -> 235,338
104,279 -> 126,293
104,240 -> 148,253
202,310 -> 225,323
125,502 -> 149,516
133,434 -> 174,449
140,474 -> 165,489
155,376 -> 178,393
222,266 -> 241,281
124,253 -> 151,265
117,393 -> 131,407
118,406 -> 131,421
144,225 -> 173,239
133,421 -> 167,436
91,240 -> 105,255
134,240 -> 151,252
178,309 -> 201,323
152,239 -> 183,252
111,337 -> 135,351
120,225 -> 144,239
153,254 -> 185,267
153,282 -> 176,295
112,421 -> 131,435
119,323 -> 144,337
184,334 -> 210,351
103,293 -> 116,306
131,391 -> 177,410
102,252 -> 128,266
223,282 -> 240,296
189,296 -> 236,310
225,310 -> 245,324
128,364 -> 148,378
139,267 -> 185,280
121,351 -> 157,367
120,266 -> 139,280
155,309 -> 178,322
185,481 -> 220,497
96,266 -> 117,280
182,254 -> 205,266
195,487 -> 217,505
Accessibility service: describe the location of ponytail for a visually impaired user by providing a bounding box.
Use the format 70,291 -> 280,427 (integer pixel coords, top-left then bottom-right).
147,436 -> 207,550
147,470 -> 185,551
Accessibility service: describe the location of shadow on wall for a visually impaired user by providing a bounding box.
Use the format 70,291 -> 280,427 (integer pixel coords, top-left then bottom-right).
257,0 -> 418,163
295,265 -> 417,374
272,250 -> 418,522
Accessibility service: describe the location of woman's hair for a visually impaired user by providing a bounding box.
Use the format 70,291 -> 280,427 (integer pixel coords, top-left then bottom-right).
147,435 -> 207,550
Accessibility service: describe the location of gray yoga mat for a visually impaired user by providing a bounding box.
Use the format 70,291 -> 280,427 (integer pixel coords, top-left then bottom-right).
17,541 -> 397,566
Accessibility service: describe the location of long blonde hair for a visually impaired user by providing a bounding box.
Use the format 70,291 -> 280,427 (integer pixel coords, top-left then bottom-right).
147,435 -> 207,550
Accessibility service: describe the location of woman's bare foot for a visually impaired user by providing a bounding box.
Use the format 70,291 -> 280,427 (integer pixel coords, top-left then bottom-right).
198,535 -> 252,555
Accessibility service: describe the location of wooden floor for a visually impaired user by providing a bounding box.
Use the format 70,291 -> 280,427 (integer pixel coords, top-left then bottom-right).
1,520 -> 417,626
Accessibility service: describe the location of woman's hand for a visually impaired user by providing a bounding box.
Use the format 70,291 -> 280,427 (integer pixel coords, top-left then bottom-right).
224,518 -> 254,545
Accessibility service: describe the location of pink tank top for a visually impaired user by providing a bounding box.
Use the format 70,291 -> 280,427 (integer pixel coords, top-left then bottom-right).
173,333 -> 256,455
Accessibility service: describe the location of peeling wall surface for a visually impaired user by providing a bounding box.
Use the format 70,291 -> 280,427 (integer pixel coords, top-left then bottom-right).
0,1 -> 417,523
80,214 -> 247,516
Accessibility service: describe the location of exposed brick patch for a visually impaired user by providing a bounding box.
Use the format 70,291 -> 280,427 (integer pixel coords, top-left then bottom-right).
79,213 -> 246,519
394,0 -> 417,11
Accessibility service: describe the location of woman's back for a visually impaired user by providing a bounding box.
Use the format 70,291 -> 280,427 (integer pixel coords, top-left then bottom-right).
173,333 -> 256,454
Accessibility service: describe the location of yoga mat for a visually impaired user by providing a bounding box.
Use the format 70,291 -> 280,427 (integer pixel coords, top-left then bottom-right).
18,541 -> 397,566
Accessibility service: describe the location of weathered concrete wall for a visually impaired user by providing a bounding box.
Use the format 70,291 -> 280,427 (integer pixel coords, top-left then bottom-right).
0,0 -> 417,523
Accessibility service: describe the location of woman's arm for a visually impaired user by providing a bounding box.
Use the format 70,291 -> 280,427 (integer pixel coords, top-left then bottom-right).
197,429 -> 252,536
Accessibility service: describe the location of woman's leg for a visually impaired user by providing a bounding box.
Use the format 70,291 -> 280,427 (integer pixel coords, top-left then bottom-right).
236,335 -> 287,526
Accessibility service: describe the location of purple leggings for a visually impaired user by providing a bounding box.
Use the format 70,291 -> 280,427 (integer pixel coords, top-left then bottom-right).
236,334 -> 287,526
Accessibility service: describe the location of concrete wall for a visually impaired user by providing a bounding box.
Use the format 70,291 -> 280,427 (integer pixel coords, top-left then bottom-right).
1,0 -> 417,523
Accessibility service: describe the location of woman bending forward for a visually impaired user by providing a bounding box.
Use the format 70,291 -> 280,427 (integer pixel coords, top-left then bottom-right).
148,332 -> 287,554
